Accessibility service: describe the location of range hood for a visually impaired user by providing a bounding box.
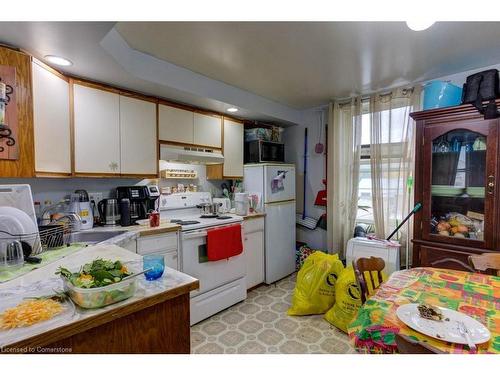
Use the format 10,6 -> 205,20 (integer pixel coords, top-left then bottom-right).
159,144 -> 224,164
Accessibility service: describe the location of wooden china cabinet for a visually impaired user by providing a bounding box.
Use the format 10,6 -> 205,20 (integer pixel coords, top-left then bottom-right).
411,103 -> 499,271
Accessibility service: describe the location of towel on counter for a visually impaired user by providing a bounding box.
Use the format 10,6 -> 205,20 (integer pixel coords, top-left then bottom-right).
206,224 -> 243,261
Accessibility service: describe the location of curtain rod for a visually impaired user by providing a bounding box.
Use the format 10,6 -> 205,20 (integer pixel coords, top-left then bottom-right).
336,86 -> 416,105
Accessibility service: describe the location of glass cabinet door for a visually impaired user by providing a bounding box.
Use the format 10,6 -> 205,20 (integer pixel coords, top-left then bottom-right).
423,121 -> 497,248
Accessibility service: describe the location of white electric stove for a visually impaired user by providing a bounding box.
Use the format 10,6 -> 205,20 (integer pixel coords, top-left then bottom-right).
159,192 -> 246,325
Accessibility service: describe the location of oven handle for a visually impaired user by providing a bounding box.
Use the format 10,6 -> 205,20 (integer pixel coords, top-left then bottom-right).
182,230 -> 208,239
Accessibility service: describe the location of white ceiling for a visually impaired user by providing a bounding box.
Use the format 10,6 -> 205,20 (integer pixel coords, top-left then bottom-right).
0,22 -> 301,125
116,21 -> 500,108
2,22 -> 500,122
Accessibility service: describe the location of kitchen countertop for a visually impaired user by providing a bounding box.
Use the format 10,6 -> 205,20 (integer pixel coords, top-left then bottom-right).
0,244 -> 198,350
85,221 -> 181,247
242,212 -> 266,220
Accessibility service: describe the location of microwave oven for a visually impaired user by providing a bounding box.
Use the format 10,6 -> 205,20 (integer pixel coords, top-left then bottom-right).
244,140 -> 285,163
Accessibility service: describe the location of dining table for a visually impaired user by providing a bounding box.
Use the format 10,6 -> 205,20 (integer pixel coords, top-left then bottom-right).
347,267 -> 500,354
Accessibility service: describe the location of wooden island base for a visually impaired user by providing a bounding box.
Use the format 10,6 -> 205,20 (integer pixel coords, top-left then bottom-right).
46,294 -> 191,354
4,285 -> 196,354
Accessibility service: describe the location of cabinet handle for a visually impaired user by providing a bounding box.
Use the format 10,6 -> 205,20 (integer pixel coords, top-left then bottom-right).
488,175 -> 495,195
109,161 -> 119,171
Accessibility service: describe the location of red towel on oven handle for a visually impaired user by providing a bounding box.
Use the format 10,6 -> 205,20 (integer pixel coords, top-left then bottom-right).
206,224 -> 243,261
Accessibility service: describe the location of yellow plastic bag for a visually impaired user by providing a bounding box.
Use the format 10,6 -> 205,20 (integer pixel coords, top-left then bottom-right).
324,266 -> 361,332
287,252 -> 344,316
324,265 -> 387,332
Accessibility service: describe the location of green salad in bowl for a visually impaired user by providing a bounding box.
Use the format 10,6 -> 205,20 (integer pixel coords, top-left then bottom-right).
56,259 -> 137,309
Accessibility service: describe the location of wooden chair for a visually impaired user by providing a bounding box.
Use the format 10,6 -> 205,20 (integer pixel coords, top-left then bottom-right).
468,253 -> 500,276
395,334 -> 444,354
353,256 -> 385,304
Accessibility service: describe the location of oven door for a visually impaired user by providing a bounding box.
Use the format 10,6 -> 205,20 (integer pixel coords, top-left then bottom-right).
181,228 -> 245,297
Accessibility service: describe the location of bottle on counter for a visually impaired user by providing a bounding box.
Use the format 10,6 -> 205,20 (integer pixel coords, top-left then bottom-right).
119,198 -> 131,227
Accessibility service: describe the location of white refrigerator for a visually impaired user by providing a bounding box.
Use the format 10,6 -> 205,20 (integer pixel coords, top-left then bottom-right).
244,163 -> 296,284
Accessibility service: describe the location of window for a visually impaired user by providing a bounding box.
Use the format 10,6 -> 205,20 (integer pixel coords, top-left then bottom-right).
355,105 -> 412,230
357,112 -> 375,224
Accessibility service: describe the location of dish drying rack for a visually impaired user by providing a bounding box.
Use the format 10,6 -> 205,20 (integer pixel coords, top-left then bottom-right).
38,220 -> 80,251
1,220 -> 79,255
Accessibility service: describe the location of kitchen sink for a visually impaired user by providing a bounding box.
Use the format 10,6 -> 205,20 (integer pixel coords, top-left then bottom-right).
66,230 -> 128,245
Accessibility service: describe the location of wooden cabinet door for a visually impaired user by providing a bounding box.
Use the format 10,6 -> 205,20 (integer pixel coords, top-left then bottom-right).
193,113 -> 222,148
73,84 -> 121,174
158,104 -> 194,144
244,218 -> 265,289
119,95 -> 157,176
223,119 -> 244,177
421,118 -> 498,249
32,62 -> 71,174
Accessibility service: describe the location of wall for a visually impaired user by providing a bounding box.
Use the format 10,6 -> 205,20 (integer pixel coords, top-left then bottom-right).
158,161 -> 228,197
425,62 -> 500,88
1,162 -> 227,214
0,177 -> 141,209
283,106 -> 328,250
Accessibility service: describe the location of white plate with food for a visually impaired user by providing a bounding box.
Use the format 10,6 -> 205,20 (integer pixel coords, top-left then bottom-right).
396,303 -> 491,345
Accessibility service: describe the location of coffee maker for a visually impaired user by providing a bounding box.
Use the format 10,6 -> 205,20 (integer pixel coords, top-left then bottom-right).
116,185 -> 160,225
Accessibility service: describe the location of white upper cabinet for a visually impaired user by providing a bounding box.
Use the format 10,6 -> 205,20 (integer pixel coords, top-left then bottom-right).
223,119 -> 244,177
119,96 -> 157,175
193,113 -> 222,148
158,104 -> 194,144
32,62 -> 71,174
73,84 -> 121,174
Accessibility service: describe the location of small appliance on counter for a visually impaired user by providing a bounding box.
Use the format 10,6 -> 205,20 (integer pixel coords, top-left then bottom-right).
234,193 -> 249,216
213,198 -> 231,214
116,185 -> 160,224
97,198 -> 120,226
119,198 -> 131,227
69,189 -> 93,230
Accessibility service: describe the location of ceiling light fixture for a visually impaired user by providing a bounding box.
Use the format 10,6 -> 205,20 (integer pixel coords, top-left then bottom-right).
406,20 -> 435,31
227,107 -> 238,113
44,55 -> 73,67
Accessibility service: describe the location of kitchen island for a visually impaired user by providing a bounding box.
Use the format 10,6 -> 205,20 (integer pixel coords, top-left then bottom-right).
0,244 -> 198,354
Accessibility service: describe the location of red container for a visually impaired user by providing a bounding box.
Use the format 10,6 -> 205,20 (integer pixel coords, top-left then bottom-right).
149,210 -> 160,227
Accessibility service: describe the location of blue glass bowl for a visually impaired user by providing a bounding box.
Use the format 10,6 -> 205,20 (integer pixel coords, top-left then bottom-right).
143,254 -> 165,281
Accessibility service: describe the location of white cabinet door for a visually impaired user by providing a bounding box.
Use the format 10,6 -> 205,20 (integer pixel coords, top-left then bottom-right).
164,251 -> 179,270
223,119 -> 244,177
244,218 -> 265,289
120,95 -> 157,175
158,104 -> 194,144
32,62 -> 71,174
193,113 -> 222,148
73,84 -> 120,174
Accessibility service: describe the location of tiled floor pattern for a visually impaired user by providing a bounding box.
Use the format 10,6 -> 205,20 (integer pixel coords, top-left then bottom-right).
191,273 -> 356,354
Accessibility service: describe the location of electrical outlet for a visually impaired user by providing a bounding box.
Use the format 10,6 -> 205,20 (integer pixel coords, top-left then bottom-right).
89,192 -> 103,204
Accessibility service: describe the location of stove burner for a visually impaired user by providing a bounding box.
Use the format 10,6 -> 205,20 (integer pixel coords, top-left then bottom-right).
216,216 -> 232,220
170,219 -> 201,225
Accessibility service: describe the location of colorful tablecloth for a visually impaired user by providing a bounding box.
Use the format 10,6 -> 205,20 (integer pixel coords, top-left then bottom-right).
347,267 -> 500,354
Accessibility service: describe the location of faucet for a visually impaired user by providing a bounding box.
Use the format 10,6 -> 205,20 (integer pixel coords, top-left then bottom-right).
49,213 -> 83,232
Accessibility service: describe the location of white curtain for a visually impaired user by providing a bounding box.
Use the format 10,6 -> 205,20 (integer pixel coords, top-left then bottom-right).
368,86 -> 421,265
327,98 -> 363,257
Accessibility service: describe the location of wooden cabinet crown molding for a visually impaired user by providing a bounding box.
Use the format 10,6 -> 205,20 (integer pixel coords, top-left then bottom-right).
410,102 -> 500,122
